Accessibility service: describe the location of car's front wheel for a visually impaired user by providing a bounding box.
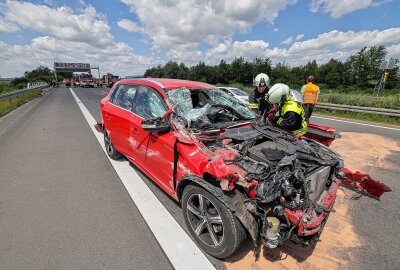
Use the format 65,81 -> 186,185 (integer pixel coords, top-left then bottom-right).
182,184 -> 245,259
104,130 -> 122,160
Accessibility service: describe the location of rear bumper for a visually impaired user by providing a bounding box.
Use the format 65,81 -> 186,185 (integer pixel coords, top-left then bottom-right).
81,82 -> 94,87
284,179 -> 340,238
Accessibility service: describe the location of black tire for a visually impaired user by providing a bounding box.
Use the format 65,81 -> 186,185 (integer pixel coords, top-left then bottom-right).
104,130 -> 122,160
182,184 -> 246,259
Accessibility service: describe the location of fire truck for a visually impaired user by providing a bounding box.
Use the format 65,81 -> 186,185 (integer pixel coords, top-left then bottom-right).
79,73 -> 95,88
104,73 -> 120,88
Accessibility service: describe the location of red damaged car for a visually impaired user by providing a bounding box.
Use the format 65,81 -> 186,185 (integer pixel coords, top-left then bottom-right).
96,78 -> 390,259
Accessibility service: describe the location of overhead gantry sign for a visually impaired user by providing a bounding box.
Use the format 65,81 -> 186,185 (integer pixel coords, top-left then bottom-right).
53,62 -> 100,81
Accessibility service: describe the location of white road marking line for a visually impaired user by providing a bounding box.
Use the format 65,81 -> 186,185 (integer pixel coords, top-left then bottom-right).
313,116 -> 400,132
69,88 -> 216,270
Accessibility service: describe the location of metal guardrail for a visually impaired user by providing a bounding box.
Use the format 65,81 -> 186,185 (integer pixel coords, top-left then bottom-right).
0,83 -> 50,102
316,102 -> 400,117
27,82 -> 47,89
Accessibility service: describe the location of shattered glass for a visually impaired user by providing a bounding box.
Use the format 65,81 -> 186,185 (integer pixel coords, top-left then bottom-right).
165,87 -> 193,116
166,87 -> 256,127
207,89 -> 255,119
185,104 -> 211,119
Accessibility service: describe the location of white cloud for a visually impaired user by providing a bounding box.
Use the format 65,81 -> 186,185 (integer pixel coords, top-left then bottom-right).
309,0 -> 391,18
273,28 -> 279,32
166,43 -> 203,65
0,37 -> 159,78
387,44 -> 400,59
0,1 -> 158,77
120,0 -> 297,51
295,33 -> 304,41
117,19 -> 145,34
2,0 -> 113,48
204,39 -> 271,64
0,17 -> 20,33
202,28 -> 400,67
288,28 -> 400,55
281,37 -> 293,45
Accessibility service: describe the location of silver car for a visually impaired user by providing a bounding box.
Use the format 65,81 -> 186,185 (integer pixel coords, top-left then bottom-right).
217,87 -> 249,105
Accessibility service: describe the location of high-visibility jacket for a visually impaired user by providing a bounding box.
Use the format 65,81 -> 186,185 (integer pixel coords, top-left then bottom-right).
277,98 -> 308,135
301,82 -> 319,104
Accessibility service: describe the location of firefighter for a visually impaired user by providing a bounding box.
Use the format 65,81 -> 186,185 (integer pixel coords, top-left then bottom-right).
267,83 -> 308,135
248,73 -> 271,115
301,75 -> 320,123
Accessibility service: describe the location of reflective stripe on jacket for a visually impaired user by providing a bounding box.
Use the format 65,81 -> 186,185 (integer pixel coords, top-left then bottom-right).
277,98 -> 308,135
302,83 -> 319,104
248,103 -> 259,109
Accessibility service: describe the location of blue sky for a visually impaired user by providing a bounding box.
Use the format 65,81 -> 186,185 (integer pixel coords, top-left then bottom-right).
0,0 -> 399,77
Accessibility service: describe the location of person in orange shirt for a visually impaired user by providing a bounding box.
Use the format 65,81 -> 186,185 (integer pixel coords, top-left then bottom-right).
301,75 -> 320,123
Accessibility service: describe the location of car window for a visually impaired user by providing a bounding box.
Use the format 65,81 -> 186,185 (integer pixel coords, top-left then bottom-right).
132,86 -> 167,119
109,85 -> 122,104
113,85 -> 137,110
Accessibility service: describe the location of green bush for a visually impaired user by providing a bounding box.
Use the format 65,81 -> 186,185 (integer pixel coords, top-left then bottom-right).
0,89 -> 43,115
319,93 -> 400,110
0,81 -> 19,94
315,108 -> 400,126
227,81 -> 245,90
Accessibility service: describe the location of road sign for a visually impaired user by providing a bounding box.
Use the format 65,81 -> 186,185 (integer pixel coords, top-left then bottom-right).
379,59 -> 397,70
54,62 -> 91,73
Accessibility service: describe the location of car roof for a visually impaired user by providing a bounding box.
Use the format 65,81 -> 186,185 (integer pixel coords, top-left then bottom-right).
118,78 -> 216,90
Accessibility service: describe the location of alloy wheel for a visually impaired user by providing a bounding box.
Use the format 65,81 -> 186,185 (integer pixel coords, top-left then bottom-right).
104,132 -> 114,155
186,193 -> 224,247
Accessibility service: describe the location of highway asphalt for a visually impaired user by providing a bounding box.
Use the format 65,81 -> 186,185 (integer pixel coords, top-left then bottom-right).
312,114 -> 400,270
0,86 -> 399,270
0,87 -> 174,270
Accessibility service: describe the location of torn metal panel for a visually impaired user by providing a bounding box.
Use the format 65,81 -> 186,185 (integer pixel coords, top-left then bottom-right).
340,168 -> 392,199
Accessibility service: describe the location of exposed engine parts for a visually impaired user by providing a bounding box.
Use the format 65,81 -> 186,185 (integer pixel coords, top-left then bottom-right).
222,123 -> 344,249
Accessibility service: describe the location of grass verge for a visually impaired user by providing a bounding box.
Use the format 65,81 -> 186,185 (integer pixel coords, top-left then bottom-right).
314,108 -> 400,126
0,89 -> 43,116
319,93 -> 400,110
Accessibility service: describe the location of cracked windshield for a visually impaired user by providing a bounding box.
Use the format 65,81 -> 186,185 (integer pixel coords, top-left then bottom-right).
166,87 -> 256,129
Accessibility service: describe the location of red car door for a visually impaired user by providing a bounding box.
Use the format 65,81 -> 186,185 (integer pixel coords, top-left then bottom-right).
130,85 -> 174,193
102,85 -> 121,148
103,84 -> 136,156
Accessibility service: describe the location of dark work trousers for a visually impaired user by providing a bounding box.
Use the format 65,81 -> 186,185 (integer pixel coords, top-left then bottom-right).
303,103 -> 315,123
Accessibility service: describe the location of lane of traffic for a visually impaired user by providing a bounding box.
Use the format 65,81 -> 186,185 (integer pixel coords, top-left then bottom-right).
0,87 -> 174,270
311,115 -> 399,140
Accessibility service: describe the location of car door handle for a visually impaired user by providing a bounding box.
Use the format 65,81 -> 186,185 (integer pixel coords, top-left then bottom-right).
104,113 -> 112,120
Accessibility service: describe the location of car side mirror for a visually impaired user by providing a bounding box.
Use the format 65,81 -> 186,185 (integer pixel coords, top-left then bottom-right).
142,117 -> 170,133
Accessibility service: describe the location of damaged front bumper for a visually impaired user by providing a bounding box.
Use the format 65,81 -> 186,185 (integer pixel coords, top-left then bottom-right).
285,179 -> 339,241
339,168 -> 392,200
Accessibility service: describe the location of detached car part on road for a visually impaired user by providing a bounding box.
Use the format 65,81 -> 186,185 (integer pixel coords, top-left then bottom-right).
95,78 -> 391,259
